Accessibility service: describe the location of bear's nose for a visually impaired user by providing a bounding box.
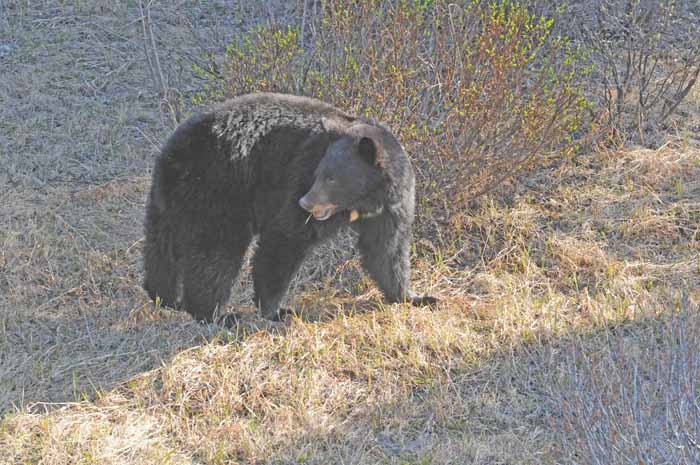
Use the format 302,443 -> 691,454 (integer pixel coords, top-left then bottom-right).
299,195 -> 313,212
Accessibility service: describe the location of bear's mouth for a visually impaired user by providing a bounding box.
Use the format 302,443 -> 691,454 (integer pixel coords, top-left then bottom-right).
309,204 -> 339,221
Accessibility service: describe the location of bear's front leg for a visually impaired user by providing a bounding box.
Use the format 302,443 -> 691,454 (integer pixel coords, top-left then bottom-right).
252,230 -> 312,321
356,216 -> 436,307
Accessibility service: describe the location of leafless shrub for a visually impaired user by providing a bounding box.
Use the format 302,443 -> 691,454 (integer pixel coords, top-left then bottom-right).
573,0 -> 700,145
550,294 -> 700,465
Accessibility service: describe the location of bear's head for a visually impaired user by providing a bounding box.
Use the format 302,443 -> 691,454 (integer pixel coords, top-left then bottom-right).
299,118 -> 390,222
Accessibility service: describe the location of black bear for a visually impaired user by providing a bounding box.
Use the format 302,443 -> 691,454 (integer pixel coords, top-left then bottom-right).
143,93 -> 435,322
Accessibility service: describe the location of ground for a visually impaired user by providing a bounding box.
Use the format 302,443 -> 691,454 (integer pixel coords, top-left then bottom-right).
1,2 -> 699,464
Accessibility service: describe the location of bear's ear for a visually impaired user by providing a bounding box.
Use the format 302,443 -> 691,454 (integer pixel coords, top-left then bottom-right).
321,116 -> 353,133
358,136 -> 383,168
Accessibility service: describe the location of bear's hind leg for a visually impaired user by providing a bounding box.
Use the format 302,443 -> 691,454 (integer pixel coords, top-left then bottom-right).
143,245 -> 177,309
143,207 -> 179,309
181,231 -> 252,323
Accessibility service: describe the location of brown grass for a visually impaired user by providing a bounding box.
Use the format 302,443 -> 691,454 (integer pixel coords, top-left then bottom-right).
1,1 -> 700,464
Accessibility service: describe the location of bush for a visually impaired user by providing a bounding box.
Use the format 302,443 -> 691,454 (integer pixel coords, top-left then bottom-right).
198,0 -> 588,239
555,0 -> 700,145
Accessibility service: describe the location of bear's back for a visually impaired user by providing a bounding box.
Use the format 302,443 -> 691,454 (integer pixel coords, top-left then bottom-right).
208,93 -> 354,162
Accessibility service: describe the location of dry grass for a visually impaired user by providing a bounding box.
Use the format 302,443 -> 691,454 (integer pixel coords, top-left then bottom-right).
549,296 -> 700,465
2,2 -> 700,464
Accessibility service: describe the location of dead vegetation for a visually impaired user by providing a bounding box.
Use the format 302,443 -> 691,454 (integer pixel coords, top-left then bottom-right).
214,0 -> 589,223
563,0 -> 700,146
1,1 -> 700,464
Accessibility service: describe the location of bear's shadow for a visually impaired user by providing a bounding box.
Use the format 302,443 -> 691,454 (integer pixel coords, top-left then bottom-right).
1,272 -> 389,413
1,227 -> 403,412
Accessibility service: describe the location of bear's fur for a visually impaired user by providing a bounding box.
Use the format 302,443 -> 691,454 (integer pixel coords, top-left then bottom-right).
143,93 -> 435,322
